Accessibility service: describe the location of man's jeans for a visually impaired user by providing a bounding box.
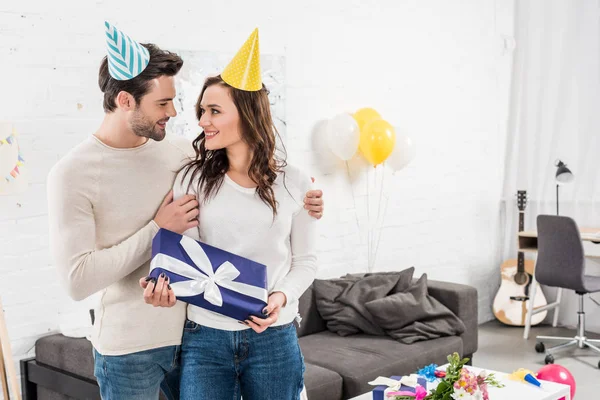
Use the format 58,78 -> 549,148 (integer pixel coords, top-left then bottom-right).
94,345 -> 181,400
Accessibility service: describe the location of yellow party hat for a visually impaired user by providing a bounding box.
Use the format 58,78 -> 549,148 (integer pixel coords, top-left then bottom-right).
222,28 -> 262,91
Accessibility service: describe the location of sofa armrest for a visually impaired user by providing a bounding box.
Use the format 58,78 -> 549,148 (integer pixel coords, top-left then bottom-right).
427,280 -> 478,357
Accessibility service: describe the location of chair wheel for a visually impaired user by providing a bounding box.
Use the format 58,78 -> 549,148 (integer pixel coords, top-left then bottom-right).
545,354 -> 555,364
535,342 -> 545,353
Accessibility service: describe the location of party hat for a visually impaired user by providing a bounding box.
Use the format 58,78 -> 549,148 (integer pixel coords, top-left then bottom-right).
104,21 -> 150,81
222,28 -> 262,91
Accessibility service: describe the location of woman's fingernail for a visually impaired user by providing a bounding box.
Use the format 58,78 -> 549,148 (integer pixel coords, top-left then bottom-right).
238,321 -> 246,325
160,272 -> 166,278
262,308 -> 268,315
145,276 -> 152,282
167,284 -> 172,290
248,316 -> 254,322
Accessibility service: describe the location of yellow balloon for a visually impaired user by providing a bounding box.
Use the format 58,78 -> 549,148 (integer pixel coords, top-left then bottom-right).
353,108 -> 381,132
359,119 -> 396,165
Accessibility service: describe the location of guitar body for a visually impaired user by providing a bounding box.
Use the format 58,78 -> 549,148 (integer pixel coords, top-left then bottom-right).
493,259 -> 548,326
493,190 -> 548,326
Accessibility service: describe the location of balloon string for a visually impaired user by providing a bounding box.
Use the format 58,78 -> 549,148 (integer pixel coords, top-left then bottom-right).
373,169 -> 389,269
366,165 -> 371,271
371,165 -> 378,271
345,161 -> 361,233
372,165 -> 385,270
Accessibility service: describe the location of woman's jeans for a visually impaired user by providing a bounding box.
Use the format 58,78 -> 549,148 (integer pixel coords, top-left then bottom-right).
180,320 -> 305,400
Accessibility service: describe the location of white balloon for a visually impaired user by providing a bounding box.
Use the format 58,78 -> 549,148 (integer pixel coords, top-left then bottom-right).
325,113 -> 360,161
386,129 -> 415,172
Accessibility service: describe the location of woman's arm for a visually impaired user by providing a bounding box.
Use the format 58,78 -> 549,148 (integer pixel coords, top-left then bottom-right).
272,176 -> 318,306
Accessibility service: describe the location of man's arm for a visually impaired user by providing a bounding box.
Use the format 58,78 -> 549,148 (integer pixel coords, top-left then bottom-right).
47,168 -> 198,301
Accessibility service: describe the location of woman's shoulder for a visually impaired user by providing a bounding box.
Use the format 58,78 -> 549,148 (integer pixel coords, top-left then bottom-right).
277,163 -> 312,199
173,165 -> 202,200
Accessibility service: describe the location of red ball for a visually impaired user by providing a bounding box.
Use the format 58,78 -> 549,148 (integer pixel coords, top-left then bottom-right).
536,364 -> 576,400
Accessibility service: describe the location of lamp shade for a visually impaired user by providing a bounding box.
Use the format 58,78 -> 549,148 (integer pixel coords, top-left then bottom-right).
555,160 -> 574,184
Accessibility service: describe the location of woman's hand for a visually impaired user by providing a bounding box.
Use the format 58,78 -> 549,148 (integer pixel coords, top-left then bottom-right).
140,273 -> 177,307
243,291 -> 287,333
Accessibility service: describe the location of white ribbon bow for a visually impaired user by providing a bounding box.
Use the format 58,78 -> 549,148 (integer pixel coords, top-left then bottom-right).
149,235 -> 268,307
368,374 -> 419,390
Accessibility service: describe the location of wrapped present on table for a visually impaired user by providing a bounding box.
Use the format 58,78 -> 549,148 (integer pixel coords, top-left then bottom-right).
369,375 -> 428,400
148,229 -> 268,321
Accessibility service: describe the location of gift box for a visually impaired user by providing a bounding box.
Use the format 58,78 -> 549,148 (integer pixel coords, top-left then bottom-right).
148,229 -> 268,321
372,376 -> 428,400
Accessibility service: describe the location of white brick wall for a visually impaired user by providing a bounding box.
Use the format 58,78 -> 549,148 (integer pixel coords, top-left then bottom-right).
0,0 -> 515,395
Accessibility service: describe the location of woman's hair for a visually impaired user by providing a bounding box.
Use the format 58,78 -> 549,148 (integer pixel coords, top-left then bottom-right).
181,75 -> 287,216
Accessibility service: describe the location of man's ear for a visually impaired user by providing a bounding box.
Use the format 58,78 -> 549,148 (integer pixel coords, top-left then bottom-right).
116,91 -> 135,111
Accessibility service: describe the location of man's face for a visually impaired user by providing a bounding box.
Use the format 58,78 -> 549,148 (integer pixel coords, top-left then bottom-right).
129,75 -> 177,141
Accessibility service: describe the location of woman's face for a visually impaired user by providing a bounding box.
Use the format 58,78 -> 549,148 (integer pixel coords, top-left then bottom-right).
198,84 -> 243,151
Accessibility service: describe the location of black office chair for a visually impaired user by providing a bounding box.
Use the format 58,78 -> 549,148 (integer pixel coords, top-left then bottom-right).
534,215 -> 600,368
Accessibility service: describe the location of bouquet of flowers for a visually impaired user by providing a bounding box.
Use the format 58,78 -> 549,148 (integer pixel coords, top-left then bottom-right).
389,353 -> 504,400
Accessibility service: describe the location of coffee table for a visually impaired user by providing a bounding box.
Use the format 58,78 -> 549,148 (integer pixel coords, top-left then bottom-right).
350,365 -> 571,400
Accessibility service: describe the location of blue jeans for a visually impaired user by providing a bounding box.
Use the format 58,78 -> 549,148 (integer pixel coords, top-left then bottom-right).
180,320 -> 305,400
94,345 -> 181,400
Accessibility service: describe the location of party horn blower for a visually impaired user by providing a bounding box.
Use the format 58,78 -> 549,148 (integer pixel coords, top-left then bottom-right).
524,373 -> 542,387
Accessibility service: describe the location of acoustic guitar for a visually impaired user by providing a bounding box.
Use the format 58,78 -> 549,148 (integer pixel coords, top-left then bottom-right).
492,190 -> 547,326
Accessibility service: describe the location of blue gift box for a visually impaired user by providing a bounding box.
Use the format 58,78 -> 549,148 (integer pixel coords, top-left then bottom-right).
372,376 -> 427,400
148,229 -> 268,321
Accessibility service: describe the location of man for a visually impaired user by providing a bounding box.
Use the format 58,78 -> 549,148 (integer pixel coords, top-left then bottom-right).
47,22 -> 324,400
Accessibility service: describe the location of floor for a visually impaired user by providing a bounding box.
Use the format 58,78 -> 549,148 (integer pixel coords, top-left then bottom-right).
477,320 -> 600,399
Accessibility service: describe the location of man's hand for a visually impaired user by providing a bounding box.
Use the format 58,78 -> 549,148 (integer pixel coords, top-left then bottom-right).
154,190 -> 199,234
304,177 -> 324,220
140,273 -> 177,308
242,291 -> 287,333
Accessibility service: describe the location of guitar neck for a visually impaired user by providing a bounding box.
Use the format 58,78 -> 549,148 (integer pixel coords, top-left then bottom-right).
517,211 -> 525,273
518,211 -> 524,232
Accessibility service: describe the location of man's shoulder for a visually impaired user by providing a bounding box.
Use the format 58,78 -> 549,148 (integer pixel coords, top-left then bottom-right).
163,135 -> 195,158
48,137 -> 100,183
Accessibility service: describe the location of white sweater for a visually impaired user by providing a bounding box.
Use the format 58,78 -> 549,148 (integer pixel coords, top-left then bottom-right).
173,164 -> 318,331
47,135 -> 192,355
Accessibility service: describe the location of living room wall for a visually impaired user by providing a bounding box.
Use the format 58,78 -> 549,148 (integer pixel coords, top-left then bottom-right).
0,0 -> 516,380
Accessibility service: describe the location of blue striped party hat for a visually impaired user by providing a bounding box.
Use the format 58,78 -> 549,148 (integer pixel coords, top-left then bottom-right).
104,21 -> 150,81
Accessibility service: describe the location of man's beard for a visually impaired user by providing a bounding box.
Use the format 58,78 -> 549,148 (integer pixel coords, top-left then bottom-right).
130,108 -> 167,141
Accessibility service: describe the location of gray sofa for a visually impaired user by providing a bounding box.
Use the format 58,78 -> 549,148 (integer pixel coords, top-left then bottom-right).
21,278 -> 477,400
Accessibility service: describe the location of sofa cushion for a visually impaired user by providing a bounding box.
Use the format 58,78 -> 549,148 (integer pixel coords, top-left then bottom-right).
37,386 -> 77,400
297,284 -> 327,337
364,274 -> 465,344
303,362 -> 343,400
35,334 -> 95,381
299,331 -> 463,399
313,267 -> 415,337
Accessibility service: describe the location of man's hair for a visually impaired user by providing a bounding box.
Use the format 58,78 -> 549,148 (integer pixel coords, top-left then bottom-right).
98,43 -> 183,112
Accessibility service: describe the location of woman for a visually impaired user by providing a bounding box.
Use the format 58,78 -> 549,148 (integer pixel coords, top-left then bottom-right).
170,72 -> 317,399
137,29 -> 320,400
142,29 -> 318,399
